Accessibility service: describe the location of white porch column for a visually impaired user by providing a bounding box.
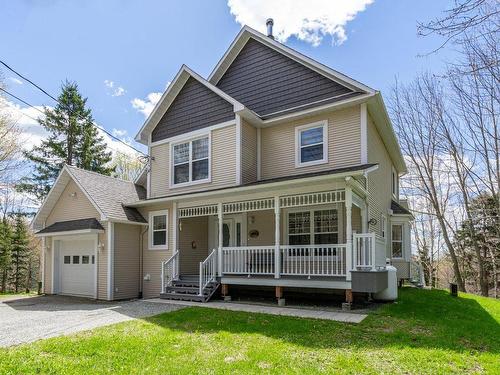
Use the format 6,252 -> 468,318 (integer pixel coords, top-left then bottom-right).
345,187 -> 353,281
172,201 -> 179,279
274,196 -> 280,279
217,202 -> 223,277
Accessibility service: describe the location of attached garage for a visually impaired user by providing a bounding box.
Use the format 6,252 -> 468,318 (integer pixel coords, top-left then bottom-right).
37,218 -> 103,299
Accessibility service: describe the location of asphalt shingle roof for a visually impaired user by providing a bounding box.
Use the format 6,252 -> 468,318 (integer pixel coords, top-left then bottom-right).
391,200 -> 412,216
37,218 -> 104,234
66,165 -> 147,223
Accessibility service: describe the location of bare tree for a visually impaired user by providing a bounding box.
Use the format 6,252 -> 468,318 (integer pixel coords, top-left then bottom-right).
0,82 -> 22,182
390,75 -> 467,291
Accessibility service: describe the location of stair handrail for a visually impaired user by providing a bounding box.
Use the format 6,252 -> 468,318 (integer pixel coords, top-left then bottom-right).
161,250 -> 179,294
199,249 -> 217,296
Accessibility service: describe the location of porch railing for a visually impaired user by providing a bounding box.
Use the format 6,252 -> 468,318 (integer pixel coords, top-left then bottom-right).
280,244 -> 346,277
161,250 -> 179,293
222,246 -> 275,275
353,233 -> 386,270
199,249 -> 217,296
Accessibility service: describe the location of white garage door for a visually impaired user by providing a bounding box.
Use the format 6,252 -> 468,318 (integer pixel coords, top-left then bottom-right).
59,238 -> 95,297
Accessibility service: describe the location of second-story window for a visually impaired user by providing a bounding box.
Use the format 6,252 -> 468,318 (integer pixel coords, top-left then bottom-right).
295,121 -> 328,167
172,136 -> 209,186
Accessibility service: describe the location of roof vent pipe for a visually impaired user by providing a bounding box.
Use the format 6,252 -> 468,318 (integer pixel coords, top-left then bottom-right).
266,18 -> 274,39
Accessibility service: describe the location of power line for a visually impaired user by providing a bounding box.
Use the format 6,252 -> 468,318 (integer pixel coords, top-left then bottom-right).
0,59 -> 147,157
0,83 -> 147,157
0,60 -> 58,102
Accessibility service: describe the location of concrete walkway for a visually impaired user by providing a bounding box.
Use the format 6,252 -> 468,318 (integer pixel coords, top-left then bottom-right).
147,299 -> 368,323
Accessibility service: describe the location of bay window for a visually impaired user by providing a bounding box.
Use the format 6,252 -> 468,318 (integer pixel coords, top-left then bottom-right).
172,135 -> 209,186
391,224 -> 403,258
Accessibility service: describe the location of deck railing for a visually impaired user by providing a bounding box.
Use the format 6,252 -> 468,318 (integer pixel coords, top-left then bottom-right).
199,249 -> 217,296
280,244 -> 346,277
161,250 -> 179,293
353,233 -> 386,270
222,246 -> 275,275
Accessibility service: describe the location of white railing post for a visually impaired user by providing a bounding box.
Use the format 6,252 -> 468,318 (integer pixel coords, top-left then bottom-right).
345,187 -> 353,281
217,202 -> 223,277
161,261 -> 165,294
199,262 -> 203,296
371,233 -> 376,270
274,196 -> 280,279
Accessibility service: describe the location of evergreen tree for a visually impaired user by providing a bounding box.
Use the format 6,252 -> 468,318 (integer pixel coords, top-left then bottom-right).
0,217 -> 12,293
9,214 -> 29,293
18,81 -> 114,201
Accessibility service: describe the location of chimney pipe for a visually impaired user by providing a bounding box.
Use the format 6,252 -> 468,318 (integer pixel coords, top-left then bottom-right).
266,18 -> 274,39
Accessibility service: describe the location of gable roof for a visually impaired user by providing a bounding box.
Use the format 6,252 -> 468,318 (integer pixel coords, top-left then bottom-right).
134,65 -> 245,144
36,218 -> 104,235
209,26 -> 375,94
32,165 -> 147,229
215,37 -> 363,118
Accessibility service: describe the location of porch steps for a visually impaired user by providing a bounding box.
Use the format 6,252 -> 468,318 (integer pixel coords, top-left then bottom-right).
160,277 -> 220,303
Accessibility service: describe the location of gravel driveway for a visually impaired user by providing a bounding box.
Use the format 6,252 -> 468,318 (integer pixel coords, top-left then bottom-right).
0,295 -> 183,347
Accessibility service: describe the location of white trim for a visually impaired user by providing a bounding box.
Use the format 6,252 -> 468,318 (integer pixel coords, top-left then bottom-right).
94,234 -> 98,299
134,65 -> 244,144
35,228 -> 104,237
107,221 -> 114,300
150,120 -> 235,147
107,218 -> 148,226
172,202 -> 177,252
208,26 -> 375,94
41,235 -> 45,292
129,165 -> 379,207
294,120 -> 328,168
256,127 -> 261,180
51,237 -> 55,294
391,165 -> 398,199
360,103 -> 368,164
148,209 -> 169,250
381,214 -> 387,239
235,114 -> 242,185
147,144 -> 151,199
169,133 -> 211,189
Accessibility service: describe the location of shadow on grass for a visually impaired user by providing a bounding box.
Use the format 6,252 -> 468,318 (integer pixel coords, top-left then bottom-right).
145,288 -> 500,354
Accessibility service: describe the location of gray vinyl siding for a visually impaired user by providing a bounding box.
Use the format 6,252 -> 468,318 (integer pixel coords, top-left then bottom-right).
216,38 -> 354,117
151,77 -> 235,142
113,223 -> 141,300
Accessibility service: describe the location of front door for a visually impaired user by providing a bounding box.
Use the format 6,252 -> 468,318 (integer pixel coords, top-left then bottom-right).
209,214 -> 245,249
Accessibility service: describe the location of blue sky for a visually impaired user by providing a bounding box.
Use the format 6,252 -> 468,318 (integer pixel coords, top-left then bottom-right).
0,0 -> 457,155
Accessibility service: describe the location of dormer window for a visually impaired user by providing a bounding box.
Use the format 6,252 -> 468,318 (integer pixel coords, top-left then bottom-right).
171,135 -> 210,187
295,121 -> 328,167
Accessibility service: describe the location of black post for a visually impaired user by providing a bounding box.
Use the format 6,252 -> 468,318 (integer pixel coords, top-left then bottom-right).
449,283 -> 458,297
37,281 -> 42,295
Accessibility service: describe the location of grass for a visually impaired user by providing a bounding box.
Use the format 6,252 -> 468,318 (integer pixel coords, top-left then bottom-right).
0,291 -> 37,299
0,288 -> 499,374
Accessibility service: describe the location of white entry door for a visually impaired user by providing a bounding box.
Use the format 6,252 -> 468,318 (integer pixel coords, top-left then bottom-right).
59,238 -> 96,297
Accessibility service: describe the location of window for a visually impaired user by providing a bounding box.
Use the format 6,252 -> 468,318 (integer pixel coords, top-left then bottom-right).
149,210 -> 168,249
288,209 -> 338,245
295,121 -> 328,167
172,136 -> 209,186
82,255 -> 90,264
391,224 -> 403,258
91,255 -> 95,264
392,167 -> 398,197
381,215 -> 387,238
72,255 -> 80,264
63,256 -> 70,264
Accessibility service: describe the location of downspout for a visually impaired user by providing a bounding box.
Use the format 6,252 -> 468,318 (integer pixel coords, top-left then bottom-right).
139,226 -> 148,299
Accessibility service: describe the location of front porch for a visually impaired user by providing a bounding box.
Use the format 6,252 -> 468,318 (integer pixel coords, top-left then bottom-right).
161,180 -> 388,302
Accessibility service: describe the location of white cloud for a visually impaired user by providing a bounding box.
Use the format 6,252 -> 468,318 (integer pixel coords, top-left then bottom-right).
131,92 -> 162,117
8,77 -> 23,85
104,79 -> 126,97
227,0 -> 373,46
112,128 -> 128,138
0,97 -> 49,151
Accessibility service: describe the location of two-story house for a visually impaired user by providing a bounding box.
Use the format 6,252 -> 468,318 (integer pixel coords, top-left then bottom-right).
33,24 -> 413,304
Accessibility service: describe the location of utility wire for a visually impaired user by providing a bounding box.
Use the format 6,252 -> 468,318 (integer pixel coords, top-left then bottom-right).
0,59 -> 147,157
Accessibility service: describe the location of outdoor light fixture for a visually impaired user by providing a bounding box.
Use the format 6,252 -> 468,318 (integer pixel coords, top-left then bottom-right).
368,218 -> 377,226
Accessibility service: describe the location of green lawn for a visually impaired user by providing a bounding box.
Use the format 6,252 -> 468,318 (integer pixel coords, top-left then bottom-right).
0,291 -> 37,300
0,288 -> 499,374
